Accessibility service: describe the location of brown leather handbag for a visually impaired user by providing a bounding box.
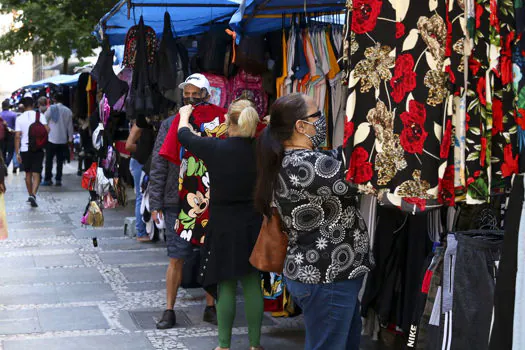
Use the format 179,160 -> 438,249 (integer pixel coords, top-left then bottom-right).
250,208 -> 288,273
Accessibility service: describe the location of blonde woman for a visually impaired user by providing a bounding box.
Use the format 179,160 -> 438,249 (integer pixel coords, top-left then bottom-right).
177,99 -> 264,350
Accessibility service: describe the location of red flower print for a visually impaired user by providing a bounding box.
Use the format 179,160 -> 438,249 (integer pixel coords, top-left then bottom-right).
348,147 -> 374,184
440,120 -> 453,159
467,171 -> 481,187
400,100 -> 428,154
477,77 -> 487,106
480,137 -> 487,167
501,144 -> 518,178
516,109 -> 525,130
502,32 -> 514,57
492,98 -> 503,135
469,58 -> 482,76
351,0 -> 383,34
390,54 -> 417,103
396,22 -> 405,39
445,9 -> 452,57
500,56 -> 513,86
344,121 -> 355,147
475,3 -> 483,29
466,113 -> 471,131
438,165 -> 455,207
405,197 -> 426,211
490,0 -> 500,32
445,65 -> 456,84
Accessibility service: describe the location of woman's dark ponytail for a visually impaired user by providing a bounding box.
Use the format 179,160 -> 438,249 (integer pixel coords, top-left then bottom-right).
254,93 -> 308,218
255,127 -> 284,217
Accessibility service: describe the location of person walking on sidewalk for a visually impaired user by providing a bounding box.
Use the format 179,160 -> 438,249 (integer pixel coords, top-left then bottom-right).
15,96 -> 49,207
254,93 -> 374,350
177,99 -> 264,350
42,94 -> 73,187
1,100 -> 19,174
150,115 -> 216,329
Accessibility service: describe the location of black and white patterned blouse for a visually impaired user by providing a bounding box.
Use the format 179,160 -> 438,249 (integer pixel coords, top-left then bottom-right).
275,149 -> 374,284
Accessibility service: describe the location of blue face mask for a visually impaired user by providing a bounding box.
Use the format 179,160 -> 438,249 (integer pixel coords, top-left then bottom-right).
302,112 -> 327,148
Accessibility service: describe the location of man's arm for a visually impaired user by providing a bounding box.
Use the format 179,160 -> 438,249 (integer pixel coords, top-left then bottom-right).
40,112 -> 50,133
67,113 -> 74,143
14,131 -> 21,163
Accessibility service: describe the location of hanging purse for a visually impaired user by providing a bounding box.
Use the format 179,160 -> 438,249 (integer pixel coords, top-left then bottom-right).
249,208 -> 288,273
82,162 -> 98,191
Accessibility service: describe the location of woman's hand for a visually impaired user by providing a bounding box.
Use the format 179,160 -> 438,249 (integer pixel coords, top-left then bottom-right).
179,105 -> 194,122
0,183 -> 5,194
178,105 -> 194,131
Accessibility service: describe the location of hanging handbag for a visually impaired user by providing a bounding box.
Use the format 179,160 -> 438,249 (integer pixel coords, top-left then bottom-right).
82,162 -> 98,191
249,208 -> 288,273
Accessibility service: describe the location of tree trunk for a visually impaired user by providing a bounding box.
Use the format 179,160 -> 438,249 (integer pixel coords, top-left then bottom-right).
62,57 -> 69,74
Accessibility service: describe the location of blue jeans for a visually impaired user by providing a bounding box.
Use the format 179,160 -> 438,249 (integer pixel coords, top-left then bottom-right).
284,276 -> 364,350
129,158 -> 147,237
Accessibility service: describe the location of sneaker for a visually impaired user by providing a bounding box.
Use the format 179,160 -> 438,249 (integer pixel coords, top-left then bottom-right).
203,306 -> 218,325
55,181 -> 62,187
29,196 -> 38,208
41,181 -> 53,186
156,309 -> 176,329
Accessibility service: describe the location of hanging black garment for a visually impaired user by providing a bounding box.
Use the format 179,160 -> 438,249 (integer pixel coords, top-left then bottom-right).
91,38 -> 129,107
157,11 -> 188,108
489,176 -> 523,350
196,24 -> 231,75
75,73 -> 90,119
127,16 -> 160,122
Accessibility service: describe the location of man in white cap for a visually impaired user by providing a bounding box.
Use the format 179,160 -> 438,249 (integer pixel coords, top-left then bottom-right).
152,73 -> 228,329
178,73 -> 212,107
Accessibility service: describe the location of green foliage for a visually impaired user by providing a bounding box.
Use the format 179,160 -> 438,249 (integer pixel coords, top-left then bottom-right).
0,0 -> 115,71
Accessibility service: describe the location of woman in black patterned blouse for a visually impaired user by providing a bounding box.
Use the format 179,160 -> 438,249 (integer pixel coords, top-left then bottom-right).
255,93 -> 374,350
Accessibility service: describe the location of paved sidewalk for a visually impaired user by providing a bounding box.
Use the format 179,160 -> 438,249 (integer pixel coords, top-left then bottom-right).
0,162 -> 307,350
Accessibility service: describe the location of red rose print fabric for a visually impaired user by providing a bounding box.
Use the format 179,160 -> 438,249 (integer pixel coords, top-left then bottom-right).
341,0 -> 519,212
351,0 -> 383,34
400,101 -> 428,155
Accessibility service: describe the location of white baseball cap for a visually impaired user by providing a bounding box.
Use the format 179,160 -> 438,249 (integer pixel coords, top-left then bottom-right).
178,73 -> 211,95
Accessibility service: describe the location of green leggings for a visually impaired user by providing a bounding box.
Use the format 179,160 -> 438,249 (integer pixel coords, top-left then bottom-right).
216,272 -> 264,348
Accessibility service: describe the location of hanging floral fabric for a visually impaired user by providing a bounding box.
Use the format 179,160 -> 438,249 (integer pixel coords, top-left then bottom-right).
342,0 -> 520,212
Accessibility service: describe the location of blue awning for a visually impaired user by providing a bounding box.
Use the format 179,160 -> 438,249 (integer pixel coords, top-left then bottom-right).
96,0 -> 242,46
229,0 -> 345,40
24,74 -> 81,89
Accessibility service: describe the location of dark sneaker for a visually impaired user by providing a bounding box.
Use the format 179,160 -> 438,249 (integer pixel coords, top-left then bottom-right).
55,181 -> 62,187
13,167 -> 18,174
156,309 -> 176,329
203,306 -> 217,325
41,181 -> 53,186
29,196 -> 38,208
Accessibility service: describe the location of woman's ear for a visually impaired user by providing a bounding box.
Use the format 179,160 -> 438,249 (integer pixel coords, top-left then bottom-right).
295,119 -> 304,133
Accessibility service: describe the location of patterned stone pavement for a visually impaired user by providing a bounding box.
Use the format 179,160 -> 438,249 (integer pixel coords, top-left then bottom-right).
0,161 -> 308,350
1,162 -> 386,350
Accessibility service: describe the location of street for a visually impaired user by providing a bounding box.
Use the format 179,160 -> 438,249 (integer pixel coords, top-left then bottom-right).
0,162 -> 306,350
